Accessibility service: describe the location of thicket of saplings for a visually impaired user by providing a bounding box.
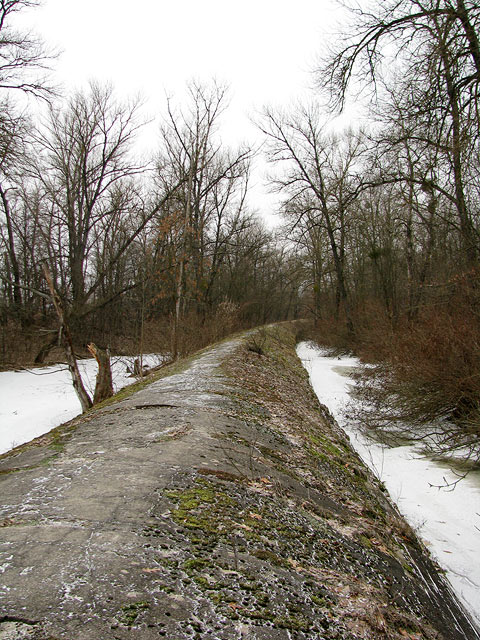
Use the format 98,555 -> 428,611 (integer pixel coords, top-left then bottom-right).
1,0 -> 479,464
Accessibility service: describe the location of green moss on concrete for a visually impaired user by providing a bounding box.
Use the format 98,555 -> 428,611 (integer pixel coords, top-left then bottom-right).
118,601 -> 150,627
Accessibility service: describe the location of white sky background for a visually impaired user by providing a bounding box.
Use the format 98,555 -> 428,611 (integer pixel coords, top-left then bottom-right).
17,0 -> 356,222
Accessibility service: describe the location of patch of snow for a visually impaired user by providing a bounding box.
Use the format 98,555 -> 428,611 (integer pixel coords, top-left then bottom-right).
0,354 -> 164,455
20,566 -> 34,575
0,555 -> 13,573
297,341 -> 480,628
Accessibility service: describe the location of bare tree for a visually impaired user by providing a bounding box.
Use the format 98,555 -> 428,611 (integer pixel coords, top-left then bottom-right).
30,83 -> 146,319
157,81 -> 253,358
322,0 -> 480,263
0,0 -> 56,99
258,104 -> 366,333
0,0 -> 55,320
0,107 -> 27,314
2,83 -> 185,407
323,0 -> 480,108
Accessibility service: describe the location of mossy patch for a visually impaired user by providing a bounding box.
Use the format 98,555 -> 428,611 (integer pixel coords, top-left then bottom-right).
165,479 -> 237,537
118,601 -> 150,627
308,432 -> 343,458
155,469 -> 422,637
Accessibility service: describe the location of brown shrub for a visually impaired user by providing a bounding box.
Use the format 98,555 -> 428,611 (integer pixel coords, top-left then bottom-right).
350,293 -> 480,462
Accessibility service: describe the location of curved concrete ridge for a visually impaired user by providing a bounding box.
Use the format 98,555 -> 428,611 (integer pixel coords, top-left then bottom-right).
0,325 -> 478,640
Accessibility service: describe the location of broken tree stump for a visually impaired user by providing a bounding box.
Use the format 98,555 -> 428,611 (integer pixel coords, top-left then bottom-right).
87,343 -> 114,404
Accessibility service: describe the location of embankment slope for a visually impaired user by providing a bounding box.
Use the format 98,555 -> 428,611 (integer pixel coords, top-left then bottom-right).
0,323 -> 478,639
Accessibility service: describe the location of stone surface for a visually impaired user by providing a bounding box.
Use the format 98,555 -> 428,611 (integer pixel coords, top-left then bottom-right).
0,325 -> 479,639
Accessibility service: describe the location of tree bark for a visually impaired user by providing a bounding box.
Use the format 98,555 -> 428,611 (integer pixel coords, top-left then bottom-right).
42,264 -> 93,412
87,343 -> 113,404
173,167 -> 193,361
34,333 -> 59,364
0,184 -> 22,310
436,19 -> 477,265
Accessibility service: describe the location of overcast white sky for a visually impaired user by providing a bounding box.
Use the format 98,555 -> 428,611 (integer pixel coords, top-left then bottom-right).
19,0 -> 353,220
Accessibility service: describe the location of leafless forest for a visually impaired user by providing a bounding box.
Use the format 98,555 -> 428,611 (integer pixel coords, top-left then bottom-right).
1,1 -> 480,459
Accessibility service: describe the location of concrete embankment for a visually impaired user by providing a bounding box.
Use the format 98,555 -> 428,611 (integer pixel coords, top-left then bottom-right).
1,323 -> 478,640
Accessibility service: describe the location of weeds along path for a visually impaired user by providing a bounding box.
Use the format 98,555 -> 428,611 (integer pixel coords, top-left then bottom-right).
0,323 -> 478,640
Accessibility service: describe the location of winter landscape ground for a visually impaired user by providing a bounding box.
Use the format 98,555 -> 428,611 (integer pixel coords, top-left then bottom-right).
1,341 -> 479,629
0,354 -> 164,455
1,325 -> 477,639
297,342 -> 480,628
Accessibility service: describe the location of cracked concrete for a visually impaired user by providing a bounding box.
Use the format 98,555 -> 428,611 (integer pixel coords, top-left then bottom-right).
0,325 -> 478,639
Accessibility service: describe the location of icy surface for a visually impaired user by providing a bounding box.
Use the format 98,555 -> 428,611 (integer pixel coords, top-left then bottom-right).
297,341 -> 480,627
0,354 -> 164,455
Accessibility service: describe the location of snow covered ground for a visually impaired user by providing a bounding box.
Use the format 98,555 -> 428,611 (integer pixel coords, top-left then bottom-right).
0,354 -> 164,455
297,341 -> 480,628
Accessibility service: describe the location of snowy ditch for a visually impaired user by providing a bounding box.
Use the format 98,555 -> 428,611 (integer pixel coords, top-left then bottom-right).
297,341 -> 480,628
0,354 -> 164,455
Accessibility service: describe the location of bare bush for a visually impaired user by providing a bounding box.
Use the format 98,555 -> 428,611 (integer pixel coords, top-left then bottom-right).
349,285 -> 480,464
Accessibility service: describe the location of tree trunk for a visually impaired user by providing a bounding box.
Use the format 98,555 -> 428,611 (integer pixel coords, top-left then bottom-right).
324,215 -> 354,335
456,0 -> 480,77
34,333 -> 59,364
0,184 -> 22,311
436,20 -> 477,264
173,166 -> 193,361
87,343 -> 113,404
43,264 -> 93,412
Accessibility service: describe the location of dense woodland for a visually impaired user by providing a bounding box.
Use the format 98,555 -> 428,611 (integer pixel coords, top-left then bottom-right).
0,77 -> 304,364
1,0 -> 480,460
